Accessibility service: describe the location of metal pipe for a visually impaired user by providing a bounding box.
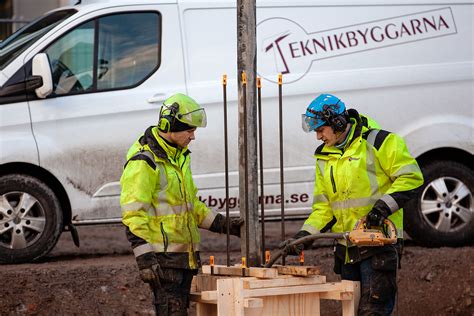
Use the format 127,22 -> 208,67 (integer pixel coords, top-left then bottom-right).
278,73 -> 285,266
257,77 -> 266,262
223,74 -> 230,267
242,71 -> 250,264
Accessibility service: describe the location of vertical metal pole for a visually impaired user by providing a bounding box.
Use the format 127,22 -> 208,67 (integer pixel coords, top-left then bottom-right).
278,73 -> 286,266
223,74 -> 230,267
242,72 -> 250,263
257,77 -> 266,262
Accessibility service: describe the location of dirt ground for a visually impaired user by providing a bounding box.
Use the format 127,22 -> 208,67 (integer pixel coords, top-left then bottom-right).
1,220 -> 473,316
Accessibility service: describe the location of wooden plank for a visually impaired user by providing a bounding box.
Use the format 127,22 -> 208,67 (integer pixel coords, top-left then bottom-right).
243,282 -> 346,298
216,278 -> 237,316
342,281 -> 360,316
195,274 -> 230,292
201,290 -> 218,301
243,275 -> 326,289
202,265 -> 278,278
274,265 -> 321,276
244,298 -> 263,308
190,292 -> 216,304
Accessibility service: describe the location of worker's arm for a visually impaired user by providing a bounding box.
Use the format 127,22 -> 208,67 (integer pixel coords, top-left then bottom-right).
301,157 -> 336,234
367,132 -> 424,226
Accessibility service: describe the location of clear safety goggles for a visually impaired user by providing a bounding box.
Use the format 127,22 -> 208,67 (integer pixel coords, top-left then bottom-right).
179,108 -> 207,128
301,114 -> 321,133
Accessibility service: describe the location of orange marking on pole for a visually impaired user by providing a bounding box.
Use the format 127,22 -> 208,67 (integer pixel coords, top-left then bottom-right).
278,73 -> 282,85
299,251 -> 305,266
222,74 -> 227,86
265,250 -> 270,264
242,72 -> 247,85
210,256 -> 215,266
257,77 -> 261,88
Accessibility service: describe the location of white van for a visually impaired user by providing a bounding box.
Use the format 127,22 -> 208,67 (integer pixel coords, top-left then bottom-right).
0,0 -> 472,263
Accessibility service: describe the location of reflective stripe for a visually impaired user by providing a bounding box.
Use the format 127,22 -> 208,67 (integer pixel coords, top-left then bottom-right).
331,195 -> 380,211
133,242 -> 201,257
302,224 -> 320,235
154,202 -> 193,216
365,131 -> 380,196
392,163 -> 421,177
317,160 -> 326,178
380,194 -> 400,213
157,163 -> 167,190
366,129 -> 379,147
200,210 -> 217,229
133,243 -> 154,257
121,201 -> 153,213
139,150 -> 157,169
313,194 -> 329,204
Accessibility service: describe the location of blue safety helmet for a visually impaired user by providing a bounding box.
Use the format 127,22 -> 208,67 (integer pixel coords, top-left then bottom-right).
301,94 -> 347,132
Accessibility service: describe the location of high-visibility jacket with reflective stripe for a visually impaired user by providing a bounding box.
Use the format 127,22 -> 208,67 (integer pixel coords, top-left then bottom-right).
301,110 -> 424,242
121,126 -> 217,269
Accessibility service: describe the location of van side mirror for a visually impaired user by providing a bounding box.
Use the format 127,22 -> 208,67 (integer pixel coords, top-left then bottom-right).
32,53 -> 53,98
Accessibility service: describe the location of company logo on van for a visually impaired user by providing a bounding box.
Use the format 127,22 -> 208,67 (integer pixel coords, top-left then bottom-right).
257,7 -> 456,83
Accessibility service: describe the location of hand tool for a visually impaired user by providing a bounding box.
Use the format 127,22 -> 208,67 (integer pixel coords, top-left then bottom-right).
264,217 -> 397,268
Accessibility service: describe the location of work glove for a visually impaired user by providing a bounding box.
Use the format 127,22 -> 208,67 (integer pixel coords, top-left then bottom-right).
366,202 -> 391,228
278,230 -> 311,256
209,213 -> 244,237
136,252 -> 164,288
139,263 -> 163,288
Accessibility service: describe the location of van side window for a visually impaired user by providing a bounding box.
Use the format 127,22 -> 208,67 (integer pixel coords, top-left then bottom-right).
44,12 -> 160,96
97,13 -> 160,90
45,21 -> 94,95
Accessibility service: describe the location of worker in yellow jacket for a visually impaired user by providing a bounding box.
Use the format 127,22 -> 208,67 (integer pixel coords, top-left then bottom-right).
121,93 -> 242,315
281,93 -> 424,315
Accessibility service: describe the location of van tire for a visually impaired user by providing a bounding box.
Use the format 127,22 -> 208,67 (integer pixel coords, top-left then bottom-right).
404,161 -> 474,247
0,174 -> 63,263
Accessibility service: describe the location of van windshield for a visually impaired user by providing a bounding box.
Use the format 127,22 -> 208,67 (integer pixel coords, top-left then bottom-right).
0,9 -> 77,70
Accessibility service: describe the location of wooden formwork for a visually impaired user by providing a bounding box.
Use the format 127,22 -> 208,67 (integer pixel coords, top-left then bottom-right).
190,265 -> 360,316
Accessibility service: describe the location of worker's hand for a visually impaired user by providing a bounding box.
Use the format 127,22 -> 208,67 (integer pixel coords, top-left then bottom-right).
278,230 -> 311,256
366,206 -> 390,228
139,263 -> 163,288
229,217 -> 244,237
209,214 -> 244,237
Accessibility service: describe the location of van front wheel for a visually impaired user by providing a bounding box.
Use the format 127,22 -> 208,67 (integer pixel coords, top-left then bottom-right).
0,174 -> 63,263
404,161 -> 474,246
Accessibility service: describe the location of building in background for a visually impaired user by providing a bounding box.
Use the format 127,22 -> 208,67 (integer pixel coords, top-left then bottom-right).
0,0 -> 73,40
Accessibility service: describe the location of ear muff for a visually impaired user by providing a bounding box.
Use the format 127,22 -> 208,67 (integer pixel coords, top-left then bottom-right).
321,104 -> 348,133
158,103 -> 180,132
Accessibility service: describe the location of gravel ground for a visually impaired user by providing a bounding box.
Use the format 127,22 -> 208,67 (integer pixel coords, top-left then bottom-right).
0,221 -> 473,315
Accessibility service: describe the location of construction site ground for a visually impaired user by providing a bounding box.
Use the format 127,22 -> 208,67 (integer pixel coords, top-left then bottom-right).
1,220 -> 473,316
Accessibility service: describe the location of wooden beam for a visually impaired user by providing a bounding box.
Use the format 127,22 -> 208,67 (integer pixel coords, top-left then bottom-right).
274,265 -> 322,277
243,275 -> 326,289
202,265 -> 278,278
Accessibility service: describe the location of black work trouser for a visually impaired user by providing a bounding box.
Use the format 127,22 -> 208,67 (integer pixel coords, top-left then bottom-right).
334,246 -> 400,316
151,268 -> 197,316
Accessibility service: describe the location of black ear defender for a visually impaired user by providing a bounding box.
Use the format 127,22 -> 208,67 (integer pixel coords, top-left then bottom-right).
158,102 -> 180,133
322,99 -> 348,133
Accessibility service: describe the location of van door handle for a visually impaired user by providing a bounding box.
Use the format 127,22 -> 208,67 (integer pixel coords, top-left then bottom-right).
147,93 -> 167,104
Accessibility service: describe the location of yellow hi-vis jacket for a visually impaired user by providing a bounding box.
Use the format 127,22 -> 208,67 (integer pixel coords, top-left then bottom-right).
121,126 -> 217,269
301,110 -> 424,242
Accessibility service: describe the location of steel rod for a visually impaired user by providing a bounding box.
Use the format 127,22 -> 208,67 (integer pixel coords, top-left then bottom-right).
223,74 -> 230,267
257,77 -> 266,262
242,72 -> 250,264
278,73 -> 285,266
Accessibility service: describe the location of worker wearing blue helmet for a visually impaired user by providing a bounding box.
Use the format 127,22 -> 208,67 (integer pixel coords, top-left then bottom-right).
283,93 -> 424,315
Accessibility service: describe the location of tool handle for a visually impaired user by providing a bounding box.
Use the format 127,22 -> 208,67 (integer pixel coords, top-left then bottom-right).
264,233 -> 345,268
